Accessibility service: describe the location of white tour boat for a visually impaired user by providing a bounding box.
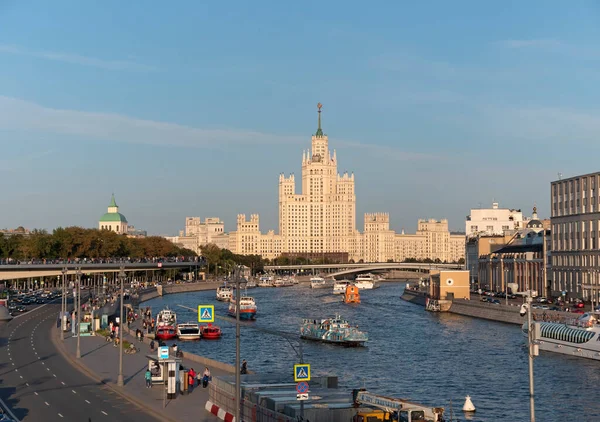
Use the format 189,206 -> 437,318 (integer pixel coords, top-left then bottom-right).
245,279 -> 257,288
522,311 -> 600,361
333,280 -> 351,295
273,277 -> 294,287
157,308 -> 177,327
310,276 -> 327,289
177,322 -> 201,341
354,273 -> 378,290
258,276 -> 274,287
216,285 -> 233,301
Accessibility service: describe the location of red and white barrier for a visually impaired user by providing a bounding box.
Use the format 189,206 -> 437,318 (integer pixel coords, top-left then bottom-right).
205,400 -> 236,422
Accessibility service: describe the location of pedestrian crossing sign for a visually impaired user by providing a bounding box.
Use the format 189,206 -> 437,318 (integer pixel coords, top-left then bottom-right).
294,364 -> 311,382
198,305 -> 215,323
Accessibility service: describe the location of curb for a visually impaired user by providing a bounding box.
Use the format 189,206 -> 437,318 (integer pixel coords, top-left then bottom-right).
205,401 -> 235,422
50,325 -> 180,422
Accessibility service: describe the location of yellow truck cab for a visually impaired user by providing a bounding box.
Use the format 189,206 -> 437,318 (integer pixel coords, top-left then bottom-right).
354,408 -> 428,422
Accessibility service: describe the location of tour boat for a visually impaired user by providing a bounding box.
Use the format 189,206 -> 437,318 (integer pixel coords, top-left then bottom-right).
300,315 -> 368,346
200,323 -> 222,340
258,276 -> 274,287
333,280 -> 351,295
354,274 -> 377,290
310,276 -> 328,289
273,278 -> 294,287
522,312 -> 600,361
157,308 -> 177,327
228,296 -> 257,320
344,285 -> 361,304
245,279 -> 257,289
216,285 -> 233,301
177,322 -> 201,341
155,325 -> 177,340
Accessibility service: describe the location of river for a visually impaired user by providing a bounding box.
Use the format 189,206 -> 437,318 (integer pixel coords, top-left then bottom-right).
143,282 -> 600,421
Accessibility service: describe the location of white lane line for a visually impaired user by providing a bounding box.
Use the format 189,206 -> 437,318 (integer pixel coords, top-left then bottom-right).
71,390 -> 76,394
34,392 -> 38,396
44,401 -> 50,406
58,413 -> 64,418
46,368 -> 50,371
85,400 -> 90,404
19,376 -> 22,379
25,383 -> 29,386
53,374 -> 57,378
61,382 -> 65,385
101,411 -> 108,415
41,362 -> 44,365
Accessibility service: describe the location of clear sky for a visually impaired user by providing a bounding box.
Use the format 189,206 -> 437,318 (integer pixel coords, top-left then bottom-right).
1,1 -> 599,235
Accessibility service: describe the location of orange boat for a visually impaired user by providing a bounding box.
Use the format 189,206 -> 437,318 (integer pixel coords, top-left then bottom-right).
201,323 -> 222,340
344,285 -> 361,304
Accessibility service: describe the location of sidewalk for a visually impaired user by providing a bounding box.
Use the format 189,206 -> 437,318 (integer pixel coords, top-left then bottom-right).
53,325 -> 225,422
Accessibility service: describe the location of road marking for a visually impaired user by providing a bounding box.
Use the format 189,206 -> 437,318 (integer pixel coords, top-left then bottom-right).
45,401 -> 50,406
72,390 -> 76,394
19,376 -> 23,379
41,362 -> 44,365
101,411 -> 108,416
61,382 -> 65,385
25,383 -> 29,386
47,368 -> 50,371
34,392 -> 38,396
53,374 -> 57,378
85,400 -> 90,404
58,413 -> 64,418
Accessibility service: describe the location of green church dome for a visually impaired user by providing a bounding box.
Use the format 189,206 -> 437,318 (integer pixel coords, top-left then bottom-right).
99,212 -> 128,223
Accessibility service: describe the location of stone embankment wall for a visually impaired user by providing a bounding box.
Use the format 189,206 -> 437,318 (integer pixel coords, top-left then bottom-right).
135,281 -> 222,305
400,289 -> 427,306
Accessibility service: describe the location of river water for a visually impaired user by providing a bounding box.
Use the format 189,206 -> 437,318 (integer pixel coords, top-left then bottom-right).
143,282 -> 600,421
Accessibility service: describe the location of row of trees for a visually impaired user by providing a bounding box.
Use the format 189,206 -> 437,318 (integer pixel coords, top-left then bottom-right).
201,243 -> 265,276
0,227 -> 196,260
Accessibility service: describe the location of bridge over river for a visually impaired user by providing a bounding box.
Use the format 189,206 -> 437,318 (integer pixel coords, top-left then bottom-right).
264,262 -> 463,278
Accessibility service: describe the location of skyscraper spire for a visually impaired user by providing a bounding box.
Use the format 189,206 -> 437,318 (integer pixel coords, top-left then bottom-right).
315,102 -> 323,137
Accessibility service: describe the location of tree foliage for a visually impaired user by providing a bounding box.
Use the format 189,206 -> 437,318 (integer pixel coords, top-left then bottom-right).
0,227 -> 195,260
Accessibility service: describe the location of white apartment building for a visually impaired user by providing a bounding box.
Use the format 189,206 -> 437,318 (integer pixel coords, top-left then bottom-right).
551,172 -> 600,300
466,202 -> 525,237
394,219 -> 464,263
166,217 -> 228,254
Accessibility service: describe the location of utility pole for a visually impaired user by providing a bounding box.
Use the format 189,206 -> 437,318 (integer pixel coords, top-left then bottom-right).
76,267 -> 82,359
235,265 -> 241,422
61,268 -> 67,340
117,266 -> 125,387
526,262 -> 536,422
542,228 -> 548,299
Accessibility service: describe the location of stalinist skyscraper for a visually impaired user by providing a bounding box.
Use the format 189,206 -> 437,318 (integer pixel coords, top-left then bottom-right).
278,103 -> 356,256
228,104 -> 465,263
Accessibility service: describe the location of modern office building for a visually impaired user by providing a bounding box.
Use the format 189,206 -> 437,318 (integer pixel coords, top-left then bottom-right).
550,172 -> 600,300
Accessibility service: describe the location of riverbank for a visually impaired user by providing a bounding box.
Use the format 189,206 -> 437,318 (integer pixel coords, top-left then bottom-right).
401,289 -> 573,325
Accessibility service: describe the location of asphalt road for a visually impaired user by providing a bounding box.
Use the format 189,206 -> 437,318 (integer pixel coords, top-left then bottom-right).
0,300 -> 160,422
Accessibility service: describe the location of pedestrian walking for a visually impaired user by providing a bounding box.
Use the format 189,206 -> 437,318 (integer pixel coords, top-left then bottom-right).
145,369 -> 152,388
241,359 -> 247,374
202,367 -> 211,388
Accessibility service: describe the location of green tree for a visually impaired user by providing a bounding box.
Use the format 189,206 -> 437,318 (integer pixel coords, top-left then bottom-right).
201,243 -> 222,276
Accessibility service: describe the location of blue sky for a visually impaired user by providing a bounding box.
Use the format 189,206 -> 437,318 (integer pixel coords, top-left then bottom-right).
1,1 -> 600,235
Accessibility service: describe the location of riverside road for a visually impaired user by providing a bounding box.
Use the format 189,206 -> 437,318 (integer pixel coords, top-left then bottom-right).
0,300 -> 159,422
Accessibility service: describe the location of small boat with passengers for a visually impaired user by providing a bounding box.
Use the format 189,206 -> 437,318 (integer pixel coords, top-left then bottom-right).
245,279 -> 257,288
258,276 -> 274,287
273,278 -> 294,287
300,315 -> 367,346
333,280 -> 351,295
177,322 -> 201,341
157,308 -> 177,327
216,285 -> 233,301
228,296 -> 257,320
522,311 -> 600,361
201,323 -> 222,339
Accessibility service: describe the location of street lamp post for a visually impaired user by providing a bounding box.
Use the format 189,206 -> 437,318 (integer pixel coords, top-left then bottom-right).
76,267 -> 82,359
504,268 -> 509,306
61,268 -> 67,340
234,265 -> 241,422
117,266 -> 125,387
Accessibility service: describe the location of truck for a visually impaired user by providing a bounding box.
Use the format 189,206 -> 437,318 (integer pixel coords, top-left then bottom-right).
352,389 -> 445,422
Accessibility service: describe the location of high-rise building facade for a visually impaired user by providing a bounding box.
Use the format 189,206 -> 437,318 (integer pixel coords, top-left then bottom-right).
551,172 -> 600,300
228,105 -> 464,263
165,216 -> 228,254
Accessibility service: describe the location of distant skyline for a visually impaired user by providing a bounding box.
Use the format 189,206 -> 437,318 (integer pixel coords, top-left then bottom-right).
2,1 -> 599,235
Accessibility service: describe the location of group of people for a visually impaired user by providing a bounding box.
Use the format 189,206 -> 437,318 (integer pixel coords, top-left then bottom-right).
144,366 -> 212,391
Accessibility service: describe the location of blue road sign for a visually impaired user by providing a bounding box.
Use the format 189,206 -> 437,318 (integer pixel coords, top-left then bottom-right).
198,305 -> 215,323
296,381 -> 309,393
158,346 -> 169,360
294,364 -> 311,382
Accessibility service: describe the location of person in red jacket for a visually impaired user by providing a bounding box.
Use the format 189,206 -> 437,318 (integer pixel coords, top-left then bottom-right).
188,368 -> 196,393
